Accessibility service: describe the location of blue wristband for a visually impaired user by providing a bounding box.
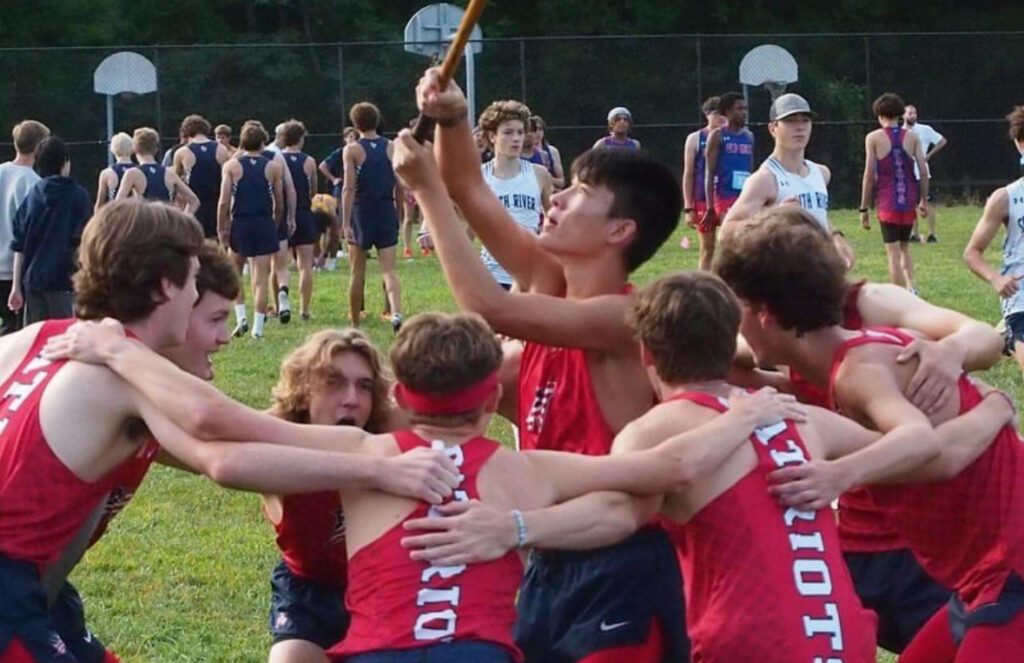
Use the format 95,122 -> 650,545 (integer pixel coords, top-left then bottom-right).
511,509 -> 527,549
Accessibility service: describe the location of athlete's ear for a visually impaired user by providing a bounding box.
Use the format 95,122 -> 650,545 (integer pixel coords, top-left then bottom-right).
607,217 -> 637,249
483,383 -> 503,414
392,383 -> 410,412
153,277 -> 174,305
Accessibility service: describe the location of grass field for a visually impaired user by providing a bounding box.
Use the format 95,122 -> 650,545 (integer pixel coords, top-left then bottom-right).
73,205 -> 1019,662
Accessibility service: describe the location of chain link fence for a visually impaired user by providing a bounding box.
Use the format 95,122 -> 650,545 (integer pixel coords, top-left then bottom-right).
1,32 -> 1021,207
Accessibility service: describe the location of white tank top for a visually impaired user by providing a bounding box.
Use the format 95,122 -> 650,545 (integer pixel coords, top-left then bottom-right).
1001,177 -> 1024,315
763,156 -> 830,230
480,159 -> 542,286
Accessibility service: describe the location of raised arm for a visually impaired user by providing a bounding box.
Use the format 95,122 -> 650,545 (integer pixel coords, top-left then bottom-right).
416,68 -> 563,293
786,360 -> 939,502
521,387 -> 806,501
856,281 -> 1003,412
769,384 -> 1014,510
393,130 -> 635,351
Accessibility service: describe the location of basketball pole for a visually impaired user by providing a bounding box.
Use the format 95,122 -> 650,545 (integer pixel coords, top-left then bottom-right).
106,94 -> 114,167
411,0 -> 487,143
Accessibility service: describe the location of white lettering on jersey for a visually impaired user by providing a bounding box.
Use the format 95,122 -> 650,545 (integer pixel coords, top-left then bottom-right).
413,440 -> 470,642
3,371 -> 47,412
754,418 -> 846,657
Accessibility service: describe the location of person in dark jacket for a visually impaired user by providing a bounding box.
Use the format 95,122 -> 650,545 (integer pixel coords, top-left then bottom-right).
8,136 -> 92,324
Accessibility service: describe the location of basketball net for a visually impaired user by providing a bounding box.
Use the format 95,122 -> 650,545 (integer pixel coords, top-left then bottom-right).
764,81 -> 787,101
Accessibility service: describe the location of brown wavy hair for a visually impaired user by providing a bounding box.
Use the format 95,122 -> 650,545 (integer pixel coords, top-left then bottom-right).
269,328 -> 392,432
74,199 -> 204,323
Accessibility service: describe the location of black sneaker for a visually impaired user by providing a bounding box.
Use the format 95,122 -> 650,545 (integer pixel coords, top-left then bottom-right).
926,234 -> 938,243
909,233 -> 921,243
231,320 -> 249,338
390,313 -> 404,333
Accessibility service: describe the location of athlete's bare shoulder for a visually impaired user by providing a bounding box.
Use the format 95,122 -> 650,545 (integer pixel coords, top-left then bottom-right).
612,398 -> 717,455
0,322 -> 47,386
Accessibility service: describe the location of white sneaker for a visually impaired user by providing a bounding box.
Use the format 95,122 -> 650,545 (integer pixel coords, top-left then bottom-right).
325,258 -> 337,272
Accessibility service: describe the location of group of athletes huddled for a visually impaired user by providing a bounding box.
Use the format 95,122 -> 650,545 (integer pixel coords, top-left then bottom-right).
1,61 -> 1024,663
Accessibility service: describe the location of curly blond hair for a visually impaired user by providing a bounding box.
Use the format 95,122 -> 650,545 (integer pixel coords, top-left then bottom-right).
478,100 -> 531,135
269,328 -> 392,432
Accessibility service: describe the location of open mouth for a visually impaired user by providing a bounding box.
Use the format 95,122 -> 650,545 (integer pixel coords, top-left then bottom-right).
337,416 -> 357,426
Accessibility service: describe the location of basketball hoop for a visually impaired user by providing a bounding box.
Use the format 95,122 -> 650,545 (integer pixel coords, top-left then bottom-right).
739,44 -> 798,108
764,81 -> 788,101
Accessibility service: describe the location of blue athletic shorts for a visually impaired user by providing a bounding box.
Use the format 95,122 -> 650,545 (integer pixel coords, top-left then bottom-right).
844,548 -> 951,653
345,641 -> 514,663
351,201 -> 399,251
0,556 -> 85,662
514,527 -> 689,663
268,559 -> 348,649
948,572 -> 1024,646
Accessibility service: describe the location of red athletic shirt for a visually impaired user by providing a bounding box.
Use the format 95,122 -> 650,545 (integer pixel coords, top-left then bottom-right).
517,286 -> 638,454
269,491 -> 347,588
827,327 -> 1024,609
789,282 -> 904,553
517,342 -> 617,454
87,436 -> 160,548
0,320 -> 159,570
667,392 -> 876,662
329,431 -> 523,661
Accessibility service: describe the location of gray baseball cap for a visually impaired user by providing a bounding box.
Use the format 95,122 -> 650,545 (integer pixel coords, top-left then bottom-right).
769,93 -> 817,121
607,106 -> 632,122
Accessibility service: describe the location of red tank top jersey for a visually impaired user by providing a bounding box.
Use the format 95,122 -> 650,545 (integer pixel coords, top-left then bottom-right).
517,286 -> 636,455
330,431 -> 523,661
517,342 -> 617,454
667,392 -> 876,663
788,282 -> 904,553
827,327 -> 1024,609
269,491 -> 347,588
875,128 -> 919,225
87,435 -> 160,548
0,320 -> 159,569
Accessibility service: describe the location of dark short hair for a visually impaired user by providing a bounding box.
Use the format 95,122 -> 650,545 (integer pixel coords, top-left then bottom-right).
349,103 -> 381,132
872,93 -> 906,120
75,200 -> 204,323
1008,106 -> 1024,143
718,92 -> 745,113
632,271 -> 739,383
715,207 -> 846,334
35,136 -> 68,178
701,96 -> 721,116
196,244 -> 240,302
569,148 -> 681,272
179,114 -> 212,139
280,119 -> 307,147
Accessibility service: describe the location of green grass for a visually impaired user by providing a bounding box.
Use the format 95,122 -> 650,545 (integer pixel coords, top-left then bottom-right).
74,206 -> 1016,662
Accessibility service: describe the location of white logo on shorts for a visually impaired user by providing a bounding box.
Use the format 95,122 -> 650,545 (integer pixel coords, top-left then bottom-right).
599,620 -> 630,632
